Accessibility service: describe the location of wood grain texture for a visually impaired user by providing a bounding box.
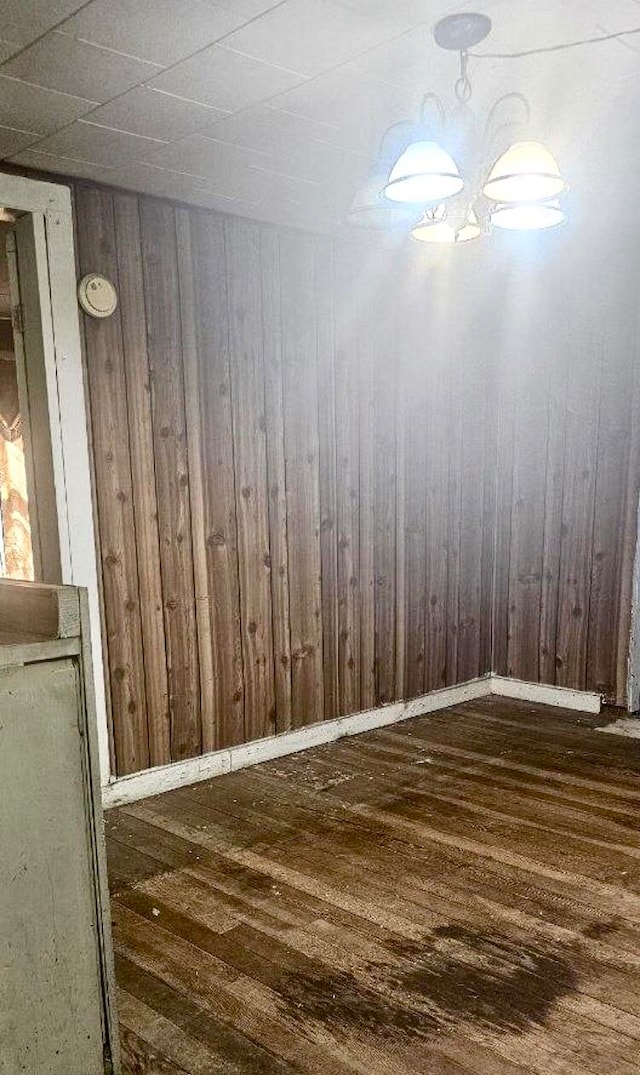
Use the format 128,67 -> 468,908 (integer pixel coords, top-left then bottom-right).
616,283 -> 640,704
190,212 -> 244,748
225,217 -> 276,742
506,293 -> 547,684
456,309 -> 485,684
174,208 -> 216,754
261,227 -> 293,734
588,271 -> 637,700
75,184 -> 150,775
107,696 -> 640,1075
333,244 -> 361,717
113,192 -> 170,768
372,281 -> 397,705
423,293 -> 449,696
315,235 -> 339,722
555,266 -> 601,692
75,183 -> 639,778
492,243 -> 638,705
401,284 -> 428,700
279,229 -> 324,728
139,198 -> 201,762
358,289 -> 376,713
445,310 -> 463,689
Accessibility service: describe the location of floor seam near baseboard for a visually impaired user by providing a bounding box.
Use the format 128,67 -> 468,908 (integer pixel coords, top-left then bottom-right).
102,674 -> 602,808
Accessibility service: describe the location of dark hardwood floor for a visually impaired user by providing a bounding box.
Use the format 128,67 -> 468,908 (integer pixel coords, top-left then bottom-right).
106,697 -> 640,1074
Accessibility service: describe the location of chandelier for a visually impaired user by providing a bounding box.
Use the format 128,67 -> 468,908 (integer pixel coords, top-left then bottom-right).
348,12 -> 567,243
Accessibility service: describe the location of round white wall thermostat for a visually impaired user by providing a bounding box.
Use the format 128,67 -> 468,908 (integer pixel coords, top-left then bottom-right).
78,273 -> 118,318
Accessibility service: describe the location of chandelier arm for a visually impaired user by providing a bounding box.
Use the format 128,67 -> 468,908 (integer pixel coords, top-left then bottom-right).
485,118 -> 529,155
482,92 -> 531,154
378,118 -> 423,160
419,92 -> 447,131
377,119 -> 415,161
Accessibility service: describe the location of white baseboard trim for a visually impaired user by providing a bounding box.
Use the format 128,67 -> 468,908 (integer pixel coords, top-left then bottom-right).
490,675 -> 602,713
102,673 -> 602,808
102,675 -> 492,808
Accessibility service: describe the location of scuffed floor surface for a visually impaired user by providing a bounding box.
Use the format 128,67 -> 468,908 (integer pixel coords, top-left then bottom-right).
106,697 -> 640,1074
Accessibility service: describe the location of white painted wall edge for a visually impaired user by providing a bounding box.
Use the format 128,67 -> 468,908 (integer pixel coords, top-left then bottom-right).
489,675 -> 602,713
102,673 -> 602,808
102,676 -> 492,808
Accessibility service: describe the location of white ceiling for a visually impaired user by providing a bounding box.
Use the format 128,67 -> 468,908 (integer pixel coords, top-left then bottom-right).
1,0 -> 639,232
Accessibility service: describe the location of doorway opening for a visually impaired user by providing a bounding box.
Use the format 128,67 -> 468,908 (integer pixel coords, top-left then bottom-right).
0,171 -> 109,784
0,212 -> 33,581
0,209 -> 62,586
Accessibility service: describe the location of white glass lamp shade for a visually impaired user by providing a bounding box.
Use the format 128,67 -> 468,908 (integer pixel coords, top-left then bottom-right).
384,141 -> 463,204
347,173 -> 416,228
411,205 -> 480,244
490,199 -> 565,231
483,141 -> 566,203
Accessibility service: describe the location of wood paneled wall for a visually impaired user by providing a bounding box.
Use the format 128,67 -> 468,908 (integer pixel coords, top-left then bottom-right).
490,239 -> 640,706
74,181 -> 640,777
74,183 -> 494,776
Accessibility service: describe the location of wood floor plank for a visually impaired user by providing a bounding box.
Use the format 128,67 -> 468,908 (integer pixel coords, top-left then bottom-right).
120,1025 -> 190,1075
118,989 -> 235,1075
117,959 -> 298,1075
109,697 -> 640,1075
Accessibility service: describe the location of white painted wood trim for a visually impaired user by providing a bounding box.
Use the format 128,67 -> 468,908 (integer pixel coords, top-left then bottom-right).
0,172 -> 109,785
103,672 -> 606,809
43,200 -> 109,785
403,675 -> 492,717
0,171 -> 70,214
489,675 -> 601,713
102,676 -> 492,808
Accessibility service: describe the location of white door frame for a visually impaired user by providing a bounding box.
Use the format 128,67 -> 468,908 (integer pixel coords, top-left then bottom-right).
0,171 -> 110,784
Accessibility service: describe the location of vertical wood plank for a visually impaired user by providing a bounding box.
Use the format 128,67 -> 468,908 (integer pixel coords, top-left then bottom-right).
191,211 -> 244,748
555,265 -> 602,692
315,234 -> 339,721
538,298 -> 569,689
372,274 -> 397,705
279,229 -> 324,727
261,225 -> 292,733
616,311 -> 640,705
445,314 -> 463,687
139,196 -> 201,761
225,216 -> 275,742
75,184 -> 149,776
393,264 -> 407,702
456,288 -> 486,683
333,244 -> 361,715
588,262 -> 637,702
401,279 -> 428,699
174,207 -> 216,753
491,279 -> 518,679
113,192 -> 170,768
358,263 -> 376,712
424,327 -> 449,694
479,304 -> 497,680
505,274 -> 547,683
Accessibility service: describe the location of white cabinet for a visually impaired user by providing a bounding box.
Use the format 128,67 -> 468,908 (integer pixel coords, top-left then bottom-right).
0,581 -> 119,1074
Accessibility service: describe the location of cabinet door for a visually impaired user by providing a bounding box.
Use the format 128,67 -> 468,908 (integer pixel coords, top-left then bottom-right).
0,658 -> 108,1074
